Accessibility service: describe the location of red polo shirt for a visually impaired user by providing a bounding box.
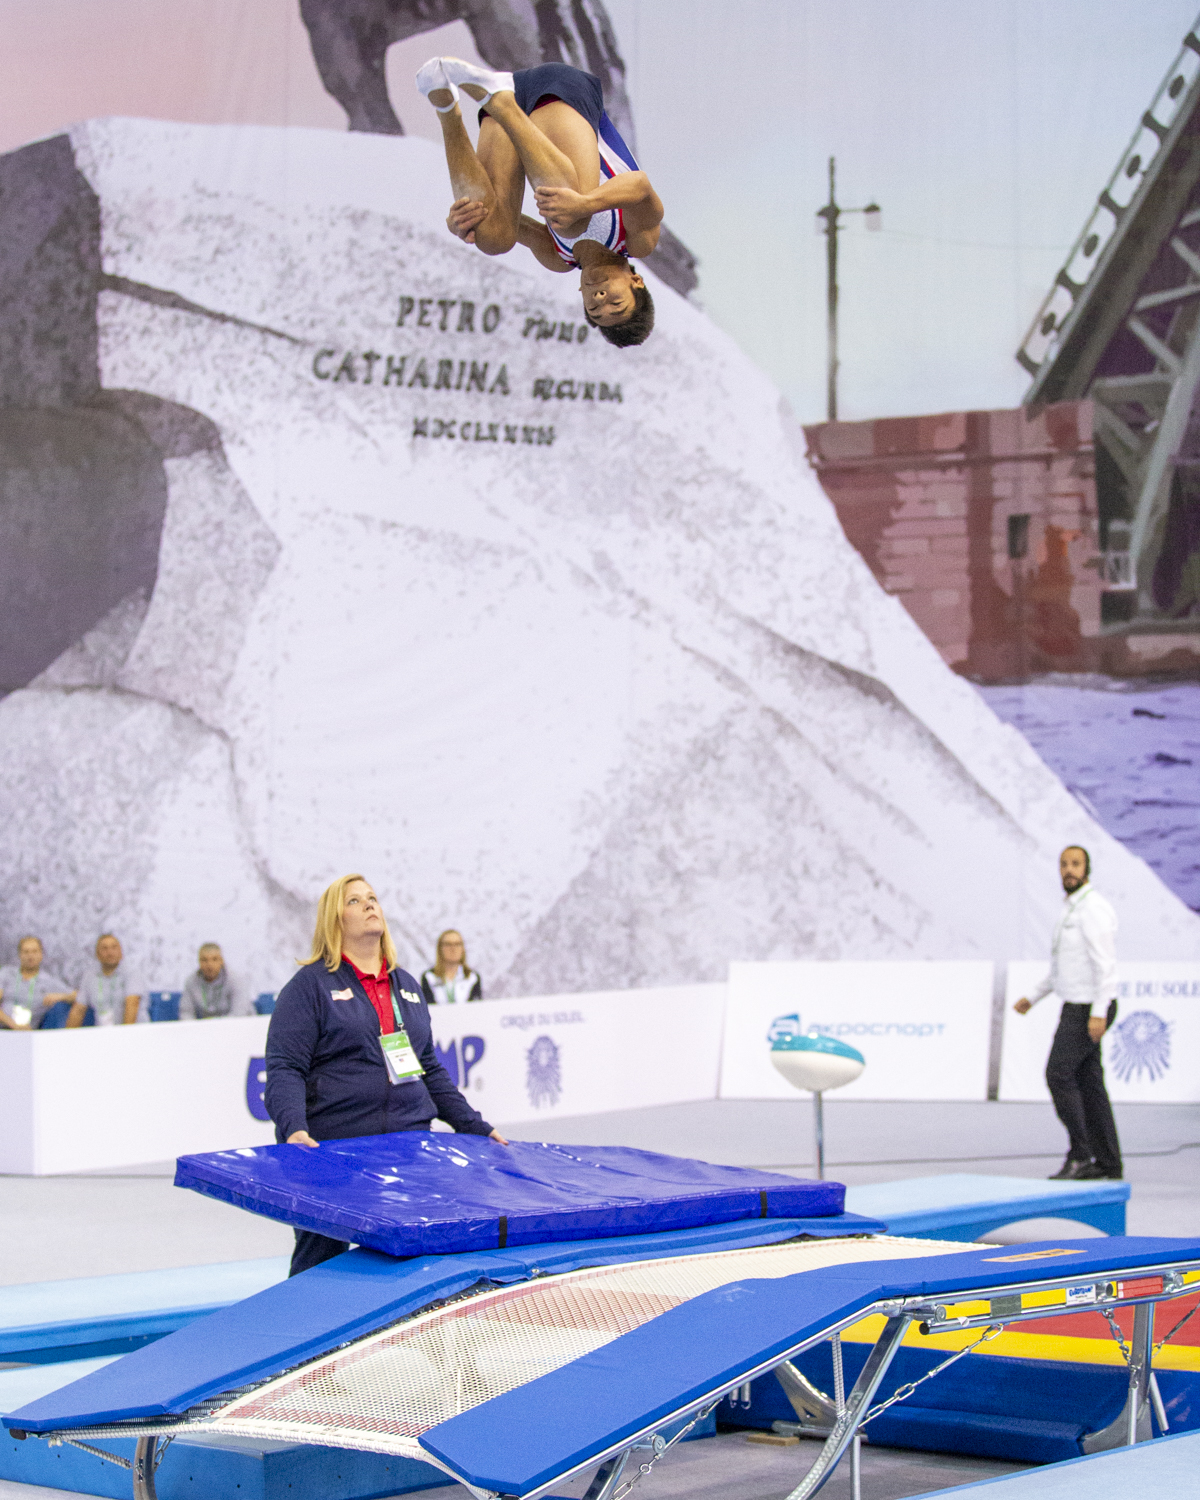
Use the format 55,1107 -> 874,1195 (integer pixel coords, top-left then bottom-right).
343,955 -> 395,1034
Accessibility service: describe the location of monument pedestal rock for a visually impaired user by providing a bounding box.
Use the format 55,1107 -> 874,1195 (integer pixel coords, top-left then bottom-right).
0,119 -> 1195,990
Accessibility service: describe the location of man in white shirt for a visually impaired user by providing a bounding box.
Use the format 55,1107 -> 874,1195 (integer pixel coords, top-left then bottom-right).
1014,845 -> 1122,1181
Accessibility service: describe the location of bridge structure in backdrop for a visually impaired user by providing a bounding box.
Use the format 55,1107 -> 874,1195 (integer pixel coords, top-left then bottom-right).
1017,10 -> 1200,634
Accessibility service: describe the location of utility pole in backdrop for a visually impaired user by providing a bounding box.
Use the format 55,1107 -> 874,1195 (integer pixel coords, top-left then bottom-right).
817,157 -> 881,421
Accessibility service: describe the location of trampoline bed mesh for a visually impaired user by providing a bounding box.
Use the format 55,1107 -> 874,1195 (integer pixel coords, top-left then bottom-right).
199,1234 -> 977,1456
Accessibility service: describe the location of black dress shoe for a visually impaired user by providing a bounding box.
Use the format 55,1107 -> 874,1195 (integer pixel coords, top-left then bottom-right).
1049,1157 -> 1089,1180
1072,1162 -> 1120,1180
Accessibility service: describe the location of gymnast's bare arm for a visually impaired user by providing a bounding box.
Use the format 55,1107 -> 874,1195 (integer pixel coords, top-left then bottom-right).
535,172 -> 663,256
516,214 -> 573,272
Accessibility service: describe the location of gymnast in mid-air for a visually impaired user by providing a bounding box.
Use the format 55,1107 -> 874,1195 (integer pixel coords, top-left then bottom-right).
416,57 -> 663,346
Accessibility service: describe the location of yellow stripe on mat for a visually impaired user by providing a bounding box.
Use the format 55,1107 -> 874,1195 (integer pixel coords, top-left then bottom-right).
840,1314 -> 1200,1371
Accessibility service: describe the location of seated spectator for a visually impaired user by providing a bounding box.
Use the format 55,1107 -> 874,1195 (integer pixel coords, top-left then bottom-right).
421,930 -> 483,1005
77,934 -> 143,1026
181,943 -> 252,1019
0,936 -> 76,1030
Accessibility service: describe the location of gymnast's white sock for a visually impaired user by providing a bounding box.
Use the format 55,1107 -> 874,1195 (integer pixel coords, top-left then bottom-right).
415,58 -> 460,113
441,57 -> 516,107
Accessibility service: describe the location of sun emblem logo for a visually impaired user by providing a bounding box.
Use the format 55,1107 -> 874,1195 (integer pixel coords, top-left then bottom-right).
525,1034 -> 562,1108
1110,1009 -> 1172,1084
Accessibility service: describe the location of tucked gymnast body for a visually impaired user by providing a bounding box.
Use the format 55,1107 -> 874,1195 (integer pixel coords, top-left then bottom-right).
417,58 -> 663,346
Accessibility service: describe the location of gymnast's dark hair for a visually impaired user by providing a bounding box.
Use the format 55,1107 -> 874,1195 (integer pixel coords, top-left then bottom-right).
585,283 -> 655,347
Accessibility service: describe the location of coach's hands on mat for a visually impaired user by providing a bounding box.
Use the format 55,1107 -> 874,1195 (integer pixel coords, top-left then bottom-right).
447,197 -> 489,243
288,1129 -> 510,1147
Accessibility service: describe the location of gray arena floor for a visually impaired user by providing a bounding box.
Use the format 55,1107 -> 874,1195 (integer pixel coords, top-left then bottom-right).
2,1099 -> 1196,1499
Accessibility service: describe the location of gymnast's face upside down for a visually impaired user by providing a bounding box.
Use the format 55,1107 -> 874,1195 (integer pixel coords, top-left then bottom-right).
578,251 -> 647,328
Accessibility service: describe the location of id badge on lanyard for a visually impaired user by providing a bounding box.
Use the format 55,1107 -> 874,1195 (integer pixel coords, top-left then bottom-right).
380,985 -> 424,1085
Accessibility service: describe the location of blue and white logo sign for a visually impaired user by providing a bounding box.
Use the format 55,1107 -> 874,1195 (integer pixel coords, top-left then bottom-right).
1110,1010 -> 1172,1084
767,1012 -> 805,1045
526,1034 -> 562,1108
245,1057 -> 270,1120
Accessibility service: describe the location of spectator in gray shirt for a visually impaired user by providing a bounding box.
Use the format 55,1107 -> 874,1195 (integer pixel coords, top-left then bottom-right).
0,936 -> 76,1029
181,943 -> 251,1019
77,934 -> 144,1025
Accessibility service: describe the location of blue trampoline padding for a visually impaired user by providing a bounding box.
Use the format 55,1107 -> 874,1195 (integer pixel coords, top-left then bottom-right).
3,1214 -> 880,1434
174,1134 -> 845,1256
930,1427 -> 1200,1496
419,1236 -> 1200,1495
845,1175 -> 1130,1241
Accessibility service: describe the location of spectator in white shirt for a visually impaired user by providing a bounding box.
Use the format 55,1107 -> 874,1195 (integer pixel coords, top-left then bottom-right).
76,934 -> 144,1026
0,937 -> 76,1029
1014,846 -> 1122,1181
181,943 -> 252,1019
421,930 -> 483,1005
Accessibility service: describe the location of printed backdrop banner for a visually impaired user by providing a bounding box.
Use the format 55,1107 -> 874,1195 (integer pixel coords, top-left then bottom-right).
1000,961 -> 1200,1104
720,961 -> 994,1102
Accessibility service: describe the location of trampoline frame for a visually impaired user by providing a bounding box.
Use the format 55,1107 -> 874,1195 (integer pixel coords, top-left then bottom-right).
16,1250 -> 1200,1500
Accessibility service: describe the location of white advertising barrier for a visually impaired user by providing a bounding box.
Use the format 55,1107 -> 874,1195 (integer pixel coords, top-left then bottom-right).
0,984 -> 725,1175
1000,961 -> 1200,1103
426,985 -> 726,1127
0,1017 -> 275,1176
720,961 -> 994,1101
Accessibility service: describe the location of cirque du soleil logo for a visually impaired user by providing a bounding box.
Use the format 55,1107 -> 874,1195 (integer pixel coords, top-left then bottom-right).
1110,1010 -> 1172,1084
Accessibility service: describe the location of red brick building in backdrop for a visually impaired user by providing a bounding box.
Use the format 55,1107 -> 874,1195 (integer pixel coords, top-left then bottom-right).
805,401 -> 1200,682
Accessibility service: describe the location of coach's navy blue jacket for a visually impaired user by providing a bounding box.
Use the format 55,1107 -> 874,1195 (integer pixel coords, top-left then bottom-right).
264,960 -> 493,1143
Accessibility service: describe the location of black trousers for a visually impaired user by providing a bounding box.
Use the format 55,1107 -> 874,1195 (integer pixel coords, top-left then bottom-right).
289,1229 -> 351,1277
1045,1001 -> 1122,1173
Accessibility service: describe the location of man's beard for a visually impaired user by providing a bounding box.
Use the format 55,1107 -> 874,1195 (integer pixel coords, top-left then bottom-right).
1062,873 -> 1084,892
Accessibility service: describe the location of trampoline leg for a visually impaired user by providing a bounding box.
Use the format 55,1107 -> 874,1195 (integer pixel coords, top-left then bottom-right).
582,1448 -> 631,1500
849,1434 -> 862,1500
775,1359 -> 837,1429
783,1315 -> 910,1500
1081,1302 -> 1154,1453
132,1437 -> 158,1500
1126,1302 -> 1153,1448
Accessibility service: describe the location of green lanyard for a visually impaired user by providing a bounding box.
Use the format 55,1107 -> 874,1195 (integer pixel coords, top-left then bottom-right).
379,977 -> 423,1083
388,980 -> 404,1033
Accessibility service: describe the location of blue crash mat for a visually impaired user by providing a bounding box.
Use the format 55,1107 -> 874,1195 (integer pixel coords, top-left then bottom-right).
175,1134 -> 845,1256
419,1235 -> 1200,1495
4,1216 -> 883,1433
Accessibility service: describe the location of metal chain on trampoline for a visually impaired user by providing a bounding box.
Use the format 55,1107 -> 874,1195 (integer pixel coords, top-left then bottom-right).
1101,1307 -> 1133,1365
610,1402 -> 720,1500
1155,1298 -> 1199,1353
861,1325 -> 1003,1427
